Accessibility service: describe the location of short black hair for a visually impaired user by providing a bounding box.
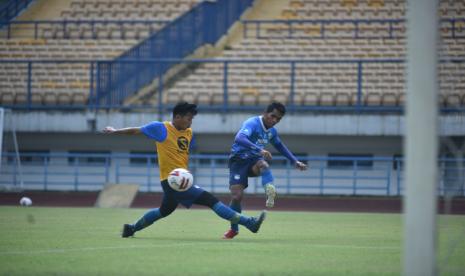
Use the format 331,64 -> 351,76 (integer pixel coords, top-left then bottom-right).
265,102 -> 286,115
172,101 -> 198,117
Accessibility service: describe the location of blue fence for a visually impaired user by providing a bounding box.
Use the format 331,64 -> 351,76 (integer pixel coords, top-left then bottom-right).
0,0 -> 34,28
0,20 -> 170,39
3,58 -> 465,113
241,18 -> 465,39
1,152 -> 464,196
96,0 -> 253,107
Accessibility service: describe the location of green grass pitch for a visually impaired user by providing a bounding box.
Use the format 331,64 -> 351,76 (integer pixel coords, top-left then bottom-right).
0,206 -> 464,275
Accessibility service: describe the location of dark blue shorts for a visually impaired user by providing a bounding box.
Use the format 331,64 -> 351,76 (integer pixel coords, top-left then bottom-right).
161,180 -> 205,208
228,155 -> 262,188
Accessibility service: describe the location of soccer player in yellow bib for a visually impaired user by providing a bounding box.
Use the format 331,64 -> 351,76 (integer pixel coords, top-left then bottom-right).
103,102 -> 266,238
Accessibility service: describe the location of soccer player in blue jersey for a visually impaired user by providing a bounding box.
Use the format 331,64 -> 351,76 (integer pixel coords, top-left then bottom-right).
103,102 -> 266,238
223,102 -> 308,239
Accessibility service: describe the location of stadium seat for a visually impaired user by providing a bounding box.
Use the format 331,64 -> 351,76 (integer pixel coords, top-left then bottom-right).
319,92 -> 335,106
445,93 -> 462,107
196,91 -> 211,105
272,92 -> 289,104
13,92 -> 27,105
0,92 -> 14,105
43,92 -> 57,105
165,91 -> 181,104
228,92 -> 241,106
57,93 -> 72,105
241,91 -> 258,106
182,91 -> 196,103
365,92 -> 382,106
257,91 -> 273,105
303,92 -> 318,105
71,93 -> 87,105
210,93 -> 223,105
381,92 -> 398,106
396,93 -> 405,106
291,92 -> 304,105
335,92 -> 351,106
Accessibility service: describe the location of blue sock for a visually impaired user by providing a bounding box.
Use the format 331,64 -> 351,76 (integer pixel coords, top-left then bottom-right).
213,202 -> 251,228
229,202 -> 242,232
213,202 -> 236,220
261,167 -> 274,188
133,208 -> 162,232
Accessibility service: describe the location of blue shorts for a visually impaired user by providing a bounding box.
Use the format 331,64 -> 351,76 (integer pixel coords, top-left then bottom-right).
161,180 -> 205,208
228,155 -> 262,188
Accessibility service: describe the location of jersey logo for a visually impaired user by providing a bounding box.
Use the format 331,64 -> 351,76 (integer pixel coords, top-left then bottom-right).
177,136 -> 189,151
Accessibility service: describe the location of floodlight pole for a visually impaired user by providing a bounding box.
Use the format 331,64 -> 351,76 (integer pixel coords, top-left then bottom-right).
404,0 -> 439,275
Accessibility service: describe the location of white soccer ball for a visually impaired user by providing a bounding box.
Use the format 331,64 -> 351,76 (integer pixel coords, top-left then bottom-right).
19,197 -> 32,206
167,168 -> 194,192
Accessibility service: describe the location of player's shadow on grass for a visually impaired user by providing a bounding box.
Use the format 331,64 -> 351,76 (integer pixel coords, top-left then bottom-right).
129,236 -> 279,243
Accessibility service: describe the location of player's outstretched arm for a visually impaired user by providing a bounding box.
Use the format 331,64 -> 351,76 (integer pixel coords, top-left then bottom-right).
272,138 -> 308,171
102,126 -> 142,135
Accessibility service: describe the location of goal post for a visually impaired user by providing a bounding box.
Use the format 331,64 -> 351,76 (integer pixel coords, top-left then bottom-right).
404,0 -> 439,275
0,107 -> 3,175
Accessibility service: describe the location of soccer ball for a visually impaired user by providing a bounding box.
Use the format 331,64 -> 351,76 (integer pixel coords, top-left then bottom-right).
167,168 -> 194,192
19,197 -> 32,206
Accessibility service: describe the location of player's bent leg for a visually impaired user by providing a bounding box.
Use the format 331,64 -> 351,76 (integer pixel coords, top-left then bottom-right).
122,208 -> 164,238
193,191 -> 240,239
253,160 -> 277,208
265,183 -> 277,208
122,197 -> 177,238
134,209 -> 162,230
228,184 -> 244,235
209,200 -> 266,238
225,207 -> 266,235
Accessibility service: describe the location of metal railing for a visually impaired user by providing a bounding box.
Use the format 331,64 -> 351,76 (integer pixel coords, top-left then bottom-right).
241,18 -> 465,39
1,152 -> 464,196
3,58 -> 465,113
0,20 -> 170,39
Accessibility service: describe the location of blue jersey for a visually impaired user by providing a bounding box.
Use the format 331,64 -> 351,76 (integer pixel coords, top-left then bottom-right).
230,116 -> 281,159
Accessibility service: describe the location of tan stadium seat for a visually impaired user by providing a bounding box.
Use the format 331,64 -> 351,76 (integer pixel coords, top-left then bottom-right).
445,93 -> 462,107
57,93 -> 72,105
43,92 -> 57,105
303,92 -> 318,106
381,92 -> 397,106
227,92 -> 241,106
365,92 -> 382,106
182,91 -> 196,103
165,91 -> 181,104
0,92 -> 15,105
335,92 -> 351,106
319,92 -> 335,106
272,92 -> 289,105
71,93 -> 87,105
196,91 -> 211,105
14,92 -> 27,105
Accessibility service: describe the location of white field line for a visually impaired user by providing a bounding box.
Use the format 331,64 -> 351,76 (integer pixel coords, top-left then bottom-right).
0,242 -> 400,256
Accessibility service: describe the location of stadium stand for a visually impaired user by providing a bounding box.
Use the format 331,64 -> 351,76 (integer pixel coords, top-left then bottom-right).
148,0 -> 465,109
0,0 -> 464,109
0,0 -> 200,107
1,0 -> 464,199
